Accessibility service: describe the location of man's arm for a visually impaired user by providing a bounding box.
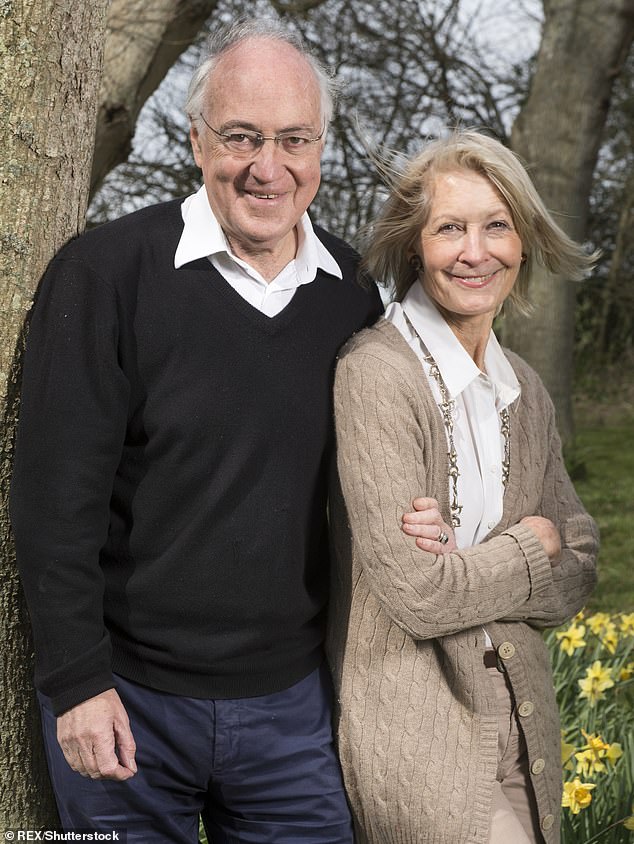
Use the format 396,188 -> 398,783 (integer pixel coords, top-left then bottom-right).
11,245 -> 130,715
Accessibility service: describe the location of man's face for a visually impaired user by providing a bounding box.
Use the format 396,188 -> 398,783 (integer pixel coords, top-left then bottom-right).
190,39 -> 324,274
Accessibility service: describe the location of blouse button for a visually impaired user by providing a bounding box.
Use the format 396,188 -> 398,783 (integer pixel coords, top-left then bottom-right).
518,701 -> 535,718
542,814 -> 555,831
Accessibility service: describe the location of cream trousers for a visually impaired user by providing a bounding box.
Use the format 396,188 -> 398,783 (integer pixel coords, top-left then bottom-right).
487,659 -> 542,844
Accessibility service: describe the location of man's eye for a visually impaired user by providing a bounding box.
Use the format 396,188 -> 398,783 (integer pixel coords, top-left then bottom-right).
228,133 -> 252,144
285,136 -> 307,146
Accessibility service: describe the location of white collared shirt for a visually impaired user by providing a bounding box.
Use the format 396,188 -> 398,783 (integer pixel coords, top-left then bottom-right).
386,283 -> 521,549
174,186 -> 342,317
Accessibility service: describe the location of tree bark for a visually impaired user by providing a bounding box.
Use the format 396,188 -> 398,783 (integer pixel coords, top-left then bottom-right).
0,0 -> 110,829
91,0 -> 220,197
502,0 -> 634,442
596,163 -> 634,357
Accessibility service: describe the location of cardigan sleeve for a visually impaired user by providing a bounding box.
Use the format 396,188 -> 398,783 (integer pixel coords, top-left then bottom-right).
333,349 -> 555,641
10,250 -> 130,713
498,378 -> 598,628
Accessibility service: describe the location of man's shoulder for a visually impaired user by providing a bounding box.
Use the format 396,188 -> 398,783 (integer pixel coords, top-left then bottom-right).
312,224 -> 364,280
312,224 -> 383,322
313,224 -> 358,259
58,197 -> 185,263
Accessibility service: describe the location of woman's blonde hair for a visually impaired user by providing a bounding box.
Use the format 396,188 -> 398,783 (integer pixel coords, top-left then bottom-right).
363,129 -> 597,311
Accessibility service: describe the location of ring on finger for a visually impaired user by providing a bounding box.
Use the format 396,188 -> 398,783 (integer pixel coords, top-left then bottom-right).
437,528 -> 449,545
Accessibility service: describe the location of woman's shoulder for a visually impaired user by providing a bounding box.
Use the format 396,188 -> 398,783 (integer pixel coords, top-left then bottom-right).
338,317 -> 415,368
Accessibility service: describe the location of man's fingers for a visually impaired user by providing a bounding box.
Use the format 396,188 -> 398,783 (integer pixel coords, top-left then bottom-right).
92,738 -> 135,780
114,721 -> 137,774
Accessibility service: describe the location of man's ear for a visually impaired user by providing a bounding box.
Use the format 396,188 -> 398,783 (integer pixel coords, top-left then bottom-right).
190,124 -> 203,167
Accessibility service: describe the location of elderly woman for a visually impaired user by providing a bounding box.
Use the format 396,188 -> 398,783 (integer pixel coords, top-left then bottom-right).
327,130 -> 599,844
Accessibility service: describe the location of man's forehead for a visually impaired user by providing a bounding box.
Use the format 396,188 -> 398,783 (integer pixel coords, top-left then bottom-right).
205,38 -> 321,114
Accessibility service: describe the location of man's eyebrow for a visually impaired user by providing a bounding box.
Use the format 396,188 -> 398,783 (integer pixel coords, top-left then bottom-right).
219,120 -> 317,133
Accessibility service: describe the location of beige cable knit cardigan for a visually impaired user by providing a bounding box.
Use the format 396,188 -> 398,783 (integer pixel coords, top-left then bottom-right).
327,319 -> 598,844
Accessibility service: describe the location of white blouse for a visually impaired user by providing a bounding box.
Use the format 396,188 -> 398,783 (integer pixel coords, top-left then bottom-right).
385,282 -> 521,549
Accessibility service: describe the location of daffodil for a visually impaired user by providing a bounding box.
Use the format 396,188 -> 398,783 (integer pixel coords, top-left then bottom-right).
562,778 -> 596,814
619,612 -> 634,636
556,622 -> 586,656
624,804 -> 634,831
575,731 -> 608,777
561,732 -> 576,771
619,661 -> 634,682
578,660 -> 615,706
605,741 -> 623,766
599,620 -> 618,654
586,612 -> 611,636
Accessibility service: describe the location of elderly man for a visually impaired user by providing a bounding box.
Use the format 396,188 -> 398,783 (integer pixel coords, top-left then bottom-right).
11,18 -> 382,843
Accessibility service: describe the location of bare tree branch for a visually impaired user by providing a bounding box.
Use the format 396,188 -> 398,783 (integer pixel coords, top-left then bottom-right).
91,0 -> 220,197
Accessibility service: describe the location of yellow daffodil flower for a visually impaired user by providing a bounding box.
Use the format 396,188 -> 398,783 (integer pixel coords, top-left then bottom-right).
619,612 -> 634,636
578,660 -> 615,706
605,742 -> 623,766
575,731 -> 608,777
599,621 -> 618,654
619,661 -> 634,682
561,732 -> 576,771
556,623 -> 587,656
562,778 -> 596,814
587,612 -> 611,636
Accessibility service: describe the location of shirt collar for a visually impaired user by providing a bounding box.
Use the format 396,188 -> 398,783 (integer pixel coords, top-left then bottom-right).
174,185 -> 342,281
401,282 -> 520,407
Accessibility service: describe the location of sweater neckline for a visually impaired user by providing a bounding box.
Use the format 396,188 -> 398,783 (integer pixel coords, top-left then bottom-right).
185,260 -> 319,335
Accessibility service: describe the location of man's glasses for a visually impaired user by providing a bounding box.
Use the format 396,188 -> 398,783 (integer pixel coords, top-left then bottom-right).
198,113 -> 323,157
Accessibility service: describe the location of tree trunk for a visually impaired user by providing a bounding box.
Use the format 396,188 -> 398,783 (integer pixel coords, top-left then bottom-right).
0,0 -> 110,829
91,0 -> 220,197
596,163 -> 634,358
501,0 -> 634,443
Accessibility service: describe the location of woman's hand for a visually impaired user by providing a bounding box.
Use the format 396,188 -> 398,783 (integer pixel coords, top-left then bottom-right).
401,497 -> 457,552
520,515 -> 561,566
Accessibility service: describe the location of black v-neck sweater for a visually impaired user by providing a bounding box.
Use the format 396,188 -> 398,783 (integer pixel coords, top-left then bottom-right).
11,198 -> 383,715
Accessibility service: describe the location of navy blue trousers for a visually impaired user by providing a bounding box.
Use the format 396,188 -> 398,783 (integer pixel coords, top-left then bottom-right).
39,665 -> 353,843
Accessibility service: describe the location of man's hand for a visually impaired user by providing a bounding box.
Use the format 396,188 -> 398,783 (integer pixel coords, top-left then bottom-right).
401,497 -> 457,552
520,515 -> 562,566
56,688 -> 137,780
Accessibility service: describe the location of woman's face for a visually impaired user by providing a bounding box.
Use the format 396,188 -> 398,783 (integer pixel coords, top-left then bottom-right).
417,169 -> 523,325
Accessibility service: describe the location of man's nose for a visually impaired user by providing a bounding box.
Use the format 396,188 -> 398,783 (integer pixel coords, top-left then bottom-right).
249,139 -> 286,180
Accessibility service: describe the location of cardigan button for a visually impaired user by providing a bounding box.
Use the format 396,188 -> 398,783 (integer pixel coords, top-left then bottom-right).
531,758 -> 545,775
542,814 -> 555,831
497,641 -> 516,660
518,700 -> 534,718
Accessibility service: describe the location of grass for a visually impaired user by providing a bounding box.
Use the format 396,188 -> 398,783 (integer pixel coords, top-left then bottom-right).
571,361 -> 634,615
568,418 -> 634,613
